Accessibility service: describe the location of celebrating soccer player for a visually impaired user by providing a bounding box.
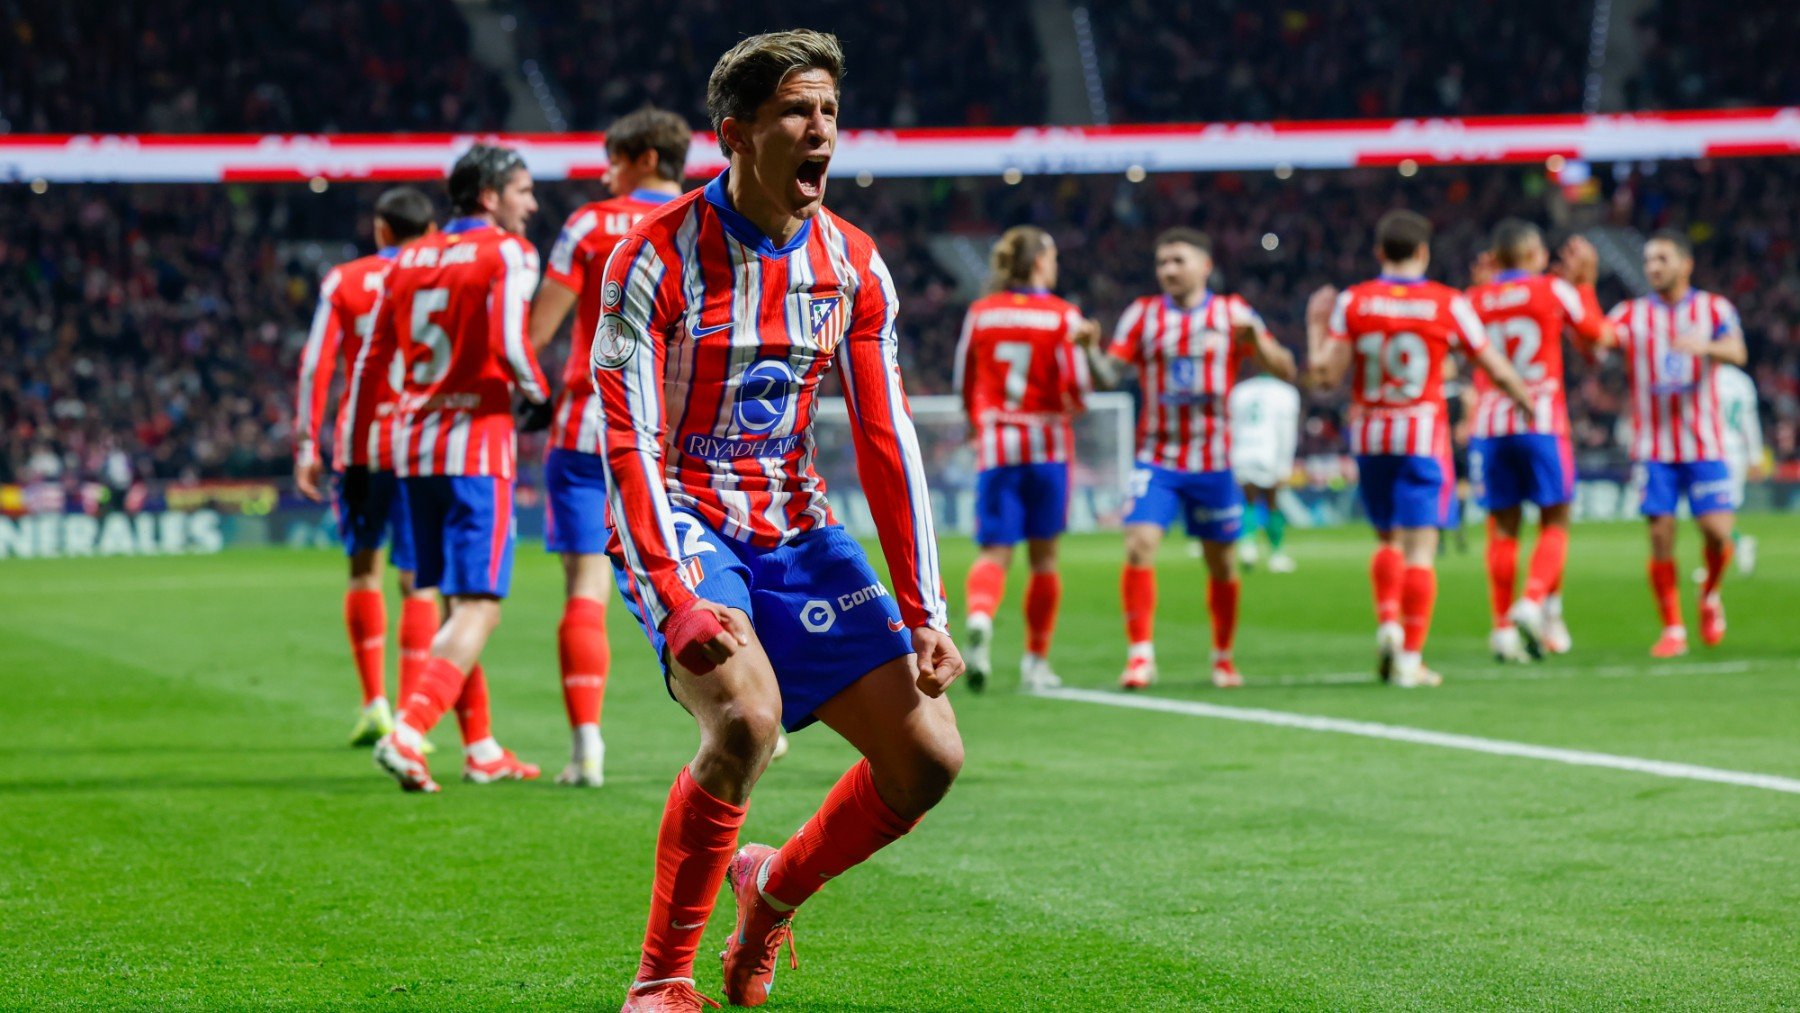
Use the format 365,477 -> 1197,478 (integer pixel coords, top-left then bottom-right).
365,144 -> 552,792
1307,210 -> 1532,687
294,187 -> 441,746
954,226 -> 1096,693
527,107 -> 692,787
1598,231 -> 1747,656
1229,372 -> 1302,573
1080,229 -> 1296,691
1465,221 -> 1611,661
593,31 -> 963,1012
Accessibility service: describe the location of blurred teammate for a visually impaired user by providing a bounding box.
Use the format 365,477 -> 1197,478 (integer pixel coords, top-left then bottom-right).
1601,231 -> 1747,656
1229,373 -> 1301,573
1308,210 -> 1532,687
528,107 -> 692,786
293,187 -> 440,746
596,32 -> 963,1012
1083,228 -> 1296,690
1712,362 -> 1763,576
1465,221 -> 1610,661
366,144 -> 551,792
954,226 -> 1095,692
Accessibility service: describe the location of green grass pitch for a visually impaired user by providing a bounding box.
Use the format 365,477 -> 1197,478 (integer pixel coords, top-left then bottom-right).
2,518 -> 1796,1010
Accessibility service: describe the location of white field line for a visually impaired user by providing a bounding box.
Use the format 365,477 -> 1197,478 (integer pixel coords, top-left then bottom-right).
1035,686 -> 1800,795
1274,660 -> 1764,687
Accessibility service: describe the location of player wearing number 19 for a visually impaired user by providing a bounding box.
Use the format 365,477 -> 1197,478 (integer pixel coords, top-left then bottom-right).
1309,210 -> 1533,688
954,226 -> 1096,693
362,144 -> 552,792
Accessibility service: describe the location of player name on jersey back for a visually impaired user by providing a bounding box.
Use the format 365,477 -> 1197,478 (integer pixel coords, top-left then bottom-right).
1329,277 -> 1487,458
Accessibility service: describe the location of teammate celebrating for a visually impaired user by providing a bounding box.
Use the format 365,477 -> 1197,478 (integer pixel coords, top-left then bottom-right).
595,32 -> 963,1012
954,226 -> 1095,693
1601,231 -> 1747,656
1465,220 -> 1610,661
1083,228 -> 1295,691
1308,210 -> 1532,687
528,107 -> 692,787
1229,372 -> 1302,573
366,144 -> 551,792
294,187 -> 440,745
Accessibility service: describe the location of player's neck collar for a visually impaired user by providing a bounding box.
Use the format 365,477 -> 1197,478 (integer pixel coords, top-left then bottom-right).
1162,289 -> 1212,313
444,216 -> 490,235
1008,286 -> 1050,295
1495,269 -> 1535,282
377,246 -> 400,259
1376,273 -> 1426,285
631,187 -> 679,205
1652,287 -> 1694,308
704,171 -> 813,258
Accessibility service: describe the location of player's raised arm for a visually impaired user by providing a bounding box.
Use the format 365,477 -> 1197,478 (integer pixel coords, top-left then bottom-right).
1552,235 -> 1614,349
293,267 -> 345,501
1084,299 -> 1143,389
1232,297 -> 1298,383
1305,285 -> 1348,389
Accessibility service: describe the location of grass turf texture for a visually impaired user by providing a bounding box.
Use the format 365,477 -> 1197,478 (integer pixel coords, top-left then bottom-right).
2,518 -> 1796,1011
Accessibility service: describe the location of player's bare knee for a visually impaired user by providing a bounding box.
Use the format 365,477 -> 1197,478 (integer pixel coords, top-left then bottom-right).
880,732 -> 963,818
708,697 -> 783,764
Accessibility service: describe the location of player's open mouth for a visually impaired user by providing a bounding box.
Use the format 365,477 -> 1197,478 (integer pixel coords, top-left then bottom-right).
795,157 -> 828,199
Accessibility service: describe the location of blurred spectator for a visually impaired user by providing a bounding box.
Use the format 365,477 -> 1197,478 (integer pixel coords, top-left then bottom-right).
1626,0 -> 1800,109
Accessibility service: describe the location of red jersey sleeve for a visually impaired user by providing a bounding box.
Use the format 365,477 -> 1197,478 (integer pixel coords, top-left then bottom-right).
295,267 -> 344,465
1058,306 -> 1091,412
1107,298 -> 1149,362
543,207 -> 598,295
952,305 -> 979,419
494,236 -> 550,403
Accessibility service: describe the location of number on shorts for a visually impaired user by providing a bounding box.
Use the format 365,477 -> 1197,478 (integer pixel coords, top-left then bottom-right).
670,515 -> 716,557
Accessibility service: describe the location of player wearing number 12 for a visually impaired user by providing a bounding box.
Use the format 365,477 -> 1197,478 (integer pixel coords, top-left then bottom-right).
363,144 -> 552,792
1464,220 -> 1611,663
1309,210 -> 1533,688
954,226 -> 1095,693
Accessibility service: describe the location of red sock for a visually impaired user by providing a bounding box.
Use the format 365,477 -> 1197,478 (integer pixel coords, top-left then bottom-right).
343,589 -> 388,705
1121,565 -> 1156,645
1400,565 -> 1437,653
1648,559 -> 1681,628
398,596 -> 440,705
637,767 -> 748,982
1485,519 -> 1518,626
1524,526 -> 1568,603
762,759 -> 918,910
1701,541 -> 1733,598
1370,546 -> 1404,624
397,656 -> 464,736
558,596 -> 609,727
964,558 -> 1006,620
1207,577 -> 1239,654
1023,572 -> 1060,655
455,664 -> 491,745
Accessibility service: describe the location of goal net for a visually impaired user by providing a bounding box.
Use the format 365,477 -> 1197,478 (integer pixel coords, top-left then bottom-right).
811,392 -> 1136,539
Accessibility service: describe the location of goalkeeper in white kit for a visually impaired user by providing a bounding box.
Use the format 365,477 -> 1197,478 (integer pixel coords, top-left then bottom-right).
1229,374 -> 1303,572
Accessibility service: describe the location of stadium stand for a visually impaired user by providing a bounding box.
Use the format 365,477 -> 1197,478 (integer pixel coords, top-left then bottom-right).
1624,0 -> 1800,109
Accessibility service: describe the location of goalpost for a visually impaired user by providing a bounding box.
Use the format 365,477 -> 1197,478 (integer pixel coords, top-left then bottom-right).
811,392 -> 1136,539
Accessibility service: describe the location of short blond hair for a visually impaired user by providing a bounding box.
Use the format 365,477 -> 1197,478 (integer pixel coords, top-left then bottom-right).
706,29 -> 844,156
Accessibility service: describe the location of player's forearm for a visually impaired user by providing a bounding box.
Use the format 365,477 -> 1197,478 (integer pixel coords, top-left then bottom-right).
1255,333 -> 1299,383
529,280 -> 578,352
602,440 -> 696,625
1707,336 -> 1748,366
1083,347 -> 1123,390
1306,340 -> 1348,389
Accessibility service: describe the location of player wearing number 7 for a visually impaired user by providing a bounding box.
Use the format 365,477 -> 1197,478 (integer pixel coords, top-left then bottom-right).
1464,221 -> 1611,663
1308,210 -> 1533,687
361,144 -> 553,791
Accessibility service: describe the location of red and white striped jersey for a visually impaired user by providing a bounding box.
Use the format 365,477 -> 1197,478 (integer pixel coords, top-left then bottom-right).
1328,276 -> 1488,457
592,174 -> 948,632
1607,290 -> 1742,462
356,218 -> 549,481
1466,271 -> 1606,438
295,251 -> 399,470
1107,292 -> 1261,473
541,189 -> 679,453
953,289 -> 1090,469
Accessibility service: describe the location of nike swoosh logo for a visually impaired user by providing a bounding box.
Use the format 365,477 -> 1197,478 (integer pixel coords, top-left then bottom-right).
887,618 -> 906,632
690,320 -> 733,337
671,919 -> 706,930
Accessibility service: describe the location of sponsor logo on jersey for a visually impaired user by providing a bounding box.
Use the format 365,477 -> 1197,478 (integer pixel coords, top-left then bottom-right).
835,581 -> 889,612
594,314 -> 633,369
683,432 -> 805,461
735,359 -> 797,435
603,280 -> 623,308
800,598 -> 836,633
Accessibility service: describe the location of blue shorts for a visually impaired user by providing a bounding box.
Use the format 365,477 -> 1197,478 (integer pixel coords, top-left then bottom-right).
334,467 -> 416,572
1638,460 -> 1734,517
404,475 -> 516,598
974,462 -> 1069,546
544,448 -> 613,555
1470,434 -> 1575,511
1122,464 -> 1243,542
612,512 -> 914,732
1357,454 -> 1455,531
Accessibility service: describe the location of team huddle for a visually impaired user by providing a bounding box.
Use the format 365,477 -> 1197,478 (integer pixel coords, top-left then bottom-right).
291,27 -> 1757,1013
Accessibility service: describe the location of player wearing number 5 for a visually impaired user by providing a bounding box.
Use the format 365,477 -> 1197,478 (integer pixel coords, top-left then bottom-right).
1084,228 -> 1296,691
1465,221 -> 1611,662
1308,210 -> 1532,688
954,227 -> 1096,693
360,144 -> 553,791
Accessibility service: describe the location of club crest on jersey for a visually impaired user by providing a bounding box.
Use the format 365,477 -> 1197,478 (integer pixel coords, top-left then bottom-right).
807,294 -> 845,353
593,313 -> 633,370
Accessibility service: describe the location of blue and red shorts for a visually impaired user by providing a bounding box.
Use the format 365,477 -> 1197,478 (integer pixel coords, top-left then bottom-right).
334,466 -> 416,571
1356,454 -> 1456,531
1470,433 -> 1575,512
404,475 -> 516,598
544,448 -> 614,555
1638,460 -> 1733,518
612,510 -> 913,732
1122,464 -> 1243,542
974,462 -> 1069,546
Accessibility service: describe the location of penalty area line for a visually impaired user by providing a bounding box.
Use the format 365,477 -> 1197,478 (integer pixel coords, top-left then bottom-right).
1034,686 -> 1800,796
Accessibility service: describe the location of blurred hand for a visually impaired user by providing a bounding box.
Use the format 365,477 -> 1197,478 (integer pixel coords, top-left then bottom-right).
514,395 -> 554,433
1670,328 -> 1713,358
1470,250 -> 1498,287
1555,236 -> 1600,287
1072,317 -> 1102,349
1305,285 -> 1339,331
911,626 -> 964,697
294,457 -> 324,502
